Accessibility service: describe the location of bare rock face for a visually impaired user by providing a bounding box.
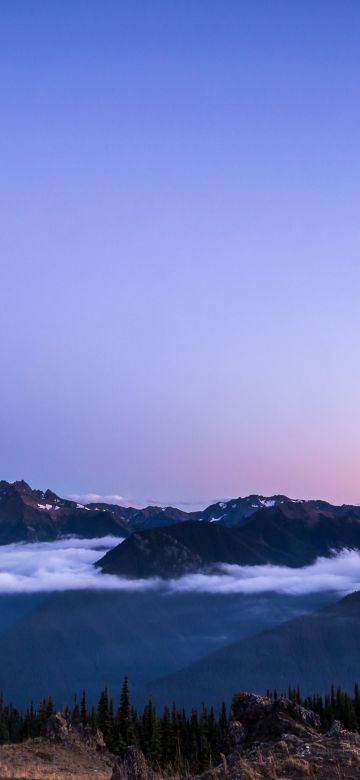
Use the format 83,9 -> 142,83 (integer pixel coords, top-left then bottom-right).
231,692 -> 273,723
226,721 -> 246,752
77,724 -> 107,751
44,713 -> 71,742
327,719 -> 351,738
231,692 -> 320,743
199,693 -> 360,779
111,746 -> 161,780
326,719 -> 360,745
44,712 -> 106,752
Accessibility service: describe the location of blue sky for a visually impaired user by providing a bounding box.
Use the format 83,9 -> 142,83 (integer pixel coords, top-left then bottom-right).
1,1 -> 360,507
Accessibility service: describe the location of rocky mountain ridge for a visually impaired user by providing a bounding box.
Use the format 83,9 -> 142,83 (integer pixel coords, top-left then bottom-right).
2,479 -> 359,545
0,480 -> 128,543
97,500 -> 360,577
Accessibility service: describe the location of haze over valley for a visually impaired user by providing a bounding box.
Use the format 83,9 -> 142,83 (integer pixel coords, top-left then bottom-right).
0,479 -> 360,712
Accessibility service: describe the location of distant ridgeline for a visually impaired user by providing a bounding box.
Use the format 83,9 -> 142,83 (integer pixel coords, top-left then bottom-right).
96,500 -> 360,575
2,481 -> 360,575
1,677 -> 360,775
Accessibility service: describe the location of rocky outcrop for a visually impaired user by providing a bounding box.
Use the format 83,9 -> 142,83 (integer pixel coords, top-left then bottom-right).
44,711 -> 106,751
111,746 -> 161,779
201,693 -> 360,779
0,712 -> 114,779
231,691 -> 321,743
44,712 -> 74,742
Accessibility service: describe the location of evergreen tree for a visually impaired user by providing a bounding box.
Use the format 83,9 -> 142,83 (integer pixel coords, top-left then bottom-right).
219,702 -> 227,733
63,704 -> 71,723
198,704 -> 211,771
80,689 -> 87,726
37,698 -> 48,733
169,703 -> 182,769
0,694 -> 9,744
46,697 -> 54,719
97,687 -> 113,745
116,675 -> 135,753
189,709 -> 199,772
141,699 -> 161,767
160,705 -> 172,767
72,696 -> 80,726
89,705 -> 97,732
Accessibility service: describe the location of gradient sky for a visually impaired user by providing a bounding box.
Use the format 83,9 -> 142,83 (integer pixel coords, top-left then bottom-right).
1,1 -> 360,508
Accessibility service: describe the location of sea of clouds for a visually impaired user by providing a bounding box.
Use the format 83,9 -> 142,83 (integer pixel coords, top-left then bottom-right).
0,538 -> 360,596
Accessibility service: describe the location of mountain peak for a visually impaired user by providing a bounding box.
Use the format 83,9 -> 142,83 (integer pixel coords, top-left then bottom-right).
0,479 -> 33,494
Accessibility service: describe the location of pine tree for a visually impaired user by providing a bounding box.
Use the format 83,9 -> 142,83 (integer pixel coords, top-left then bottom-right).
219,702 -> 227,732
64,704 -> 71,723
189,709 -> 199,772
46,697 -> 54,719
0,694 -> 9,745
141,699 -> 161,767
72,695 -> 80,726
97,687 -> 113,745
169,703 -> 182,769
80,689 -> 87,726
37,698 -> 48,733
354,682 -> 360,727
89,705 -> 97,732
160,705 -> 172,767
198,704 -> 211,771
116,675 -> 135,753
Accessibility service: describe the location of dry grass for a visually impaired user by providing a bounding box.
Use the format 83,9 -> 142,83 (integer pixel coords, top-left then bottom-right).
283,755 -> 311,775
235,759 -> 262,780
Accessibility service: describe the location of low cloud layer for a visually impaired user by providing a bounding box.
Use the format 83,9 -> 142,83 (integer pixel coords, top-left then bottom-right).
68,493 -> 142,508
68,493 -> 211,511
0,537 -> 156,593
172,552 -> 360,595
0,540 -> 360,596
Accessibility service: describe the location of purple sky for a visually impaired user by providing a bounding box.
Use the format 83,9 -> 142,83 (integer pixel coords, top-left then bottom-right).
1,1 -> 360,508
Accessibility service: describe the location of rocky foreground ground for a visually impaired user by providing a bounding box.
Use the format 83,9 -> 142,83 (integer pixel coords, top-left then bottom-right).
1,694 -> 360,779
200,693 -> 360,779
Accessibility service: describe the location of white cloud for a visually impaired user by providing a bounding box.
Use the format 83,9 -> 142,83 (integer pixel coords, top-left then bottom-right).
168,551 -> 360,596
0,537 -> 158,593
67,493 -> 218,511
0,541 -> 360,596
68,493 -> 138,508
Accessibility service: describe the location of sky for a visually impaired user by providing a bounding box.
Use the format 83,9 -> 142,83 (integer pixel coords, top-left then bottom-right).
1,1 -> 360,508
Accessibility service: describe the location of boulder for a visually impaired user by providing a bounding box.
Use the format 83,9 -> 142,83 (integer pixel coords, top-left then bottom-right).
44,712 -> 71,742
230,693 -> 320,744
111,746 -> 160,780
226,721 -> 246,752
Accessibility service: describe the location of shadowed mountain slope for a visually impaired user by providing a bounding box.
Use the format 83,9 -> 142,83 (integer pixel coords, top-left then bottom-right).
0,481 -> 128,542
97,502 -> 360,577
145,591 -> 360,710
0,589 -> 334,708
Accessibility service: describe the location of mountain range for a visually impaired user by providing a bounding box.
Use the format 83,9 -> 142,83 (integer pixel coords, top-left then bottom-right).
1,480 -> 360,560
97,500 -> 360,577
1,479 -> 360,711
0,481 -> 293,543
